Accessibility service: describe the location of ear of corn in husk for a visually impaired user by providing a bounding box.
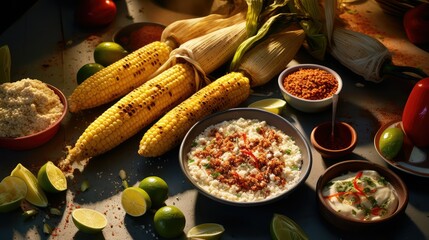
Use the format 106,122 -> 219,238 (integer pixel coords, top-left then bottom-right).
154,21 -> 248,88
329,27 -> 391,82
161,12 -> 246,49
230,12 -> 303,71
324,0 -> 427,82
68,41 -> 171,112
138,72 -> 250,157
237,29 -> 305,87
59,63 -> 197,172
288,0 -> 327,60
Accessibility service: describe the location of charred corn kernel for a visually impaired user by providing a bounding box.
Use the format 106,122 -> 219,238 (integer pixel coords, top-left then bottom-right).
69,41 -> 172,112
59,63 -> 196,171
138,72 -> 250,157
238,29 -> 305,87
161,12 -> 246,49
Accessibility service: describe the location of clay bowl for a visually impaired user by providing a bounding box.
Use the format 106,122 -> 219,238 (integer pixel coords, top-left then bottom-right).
113,22 -> 166,52
310,121 -> 357,159
316,160 -> 409,231
0,84 -> 67,150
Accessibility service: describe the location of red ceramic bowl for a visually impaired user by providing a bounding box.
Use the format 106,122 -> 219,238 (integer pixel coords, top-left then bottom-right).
0,84 -> 67,150
316,160 -> 409,231
310,121 -> 357,159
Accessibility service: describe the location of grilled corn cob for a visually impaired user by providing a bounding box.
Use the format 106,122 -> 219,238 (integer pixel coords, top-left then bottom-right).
238,29 -> 305,87
69,41 -> 171,112
59,63 -> 196,171
138,72 -> 250,157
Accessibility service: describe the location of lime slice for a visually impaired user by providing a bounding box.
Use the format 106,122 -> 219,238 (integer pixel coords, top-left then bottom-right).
187,223 -> 225,240
270,214 -> 309,240
138,176 -> 169,208
10,163 -> 48,207
248,98 -> 287,114
37,161 -> 67,193
121,186 -> 152,217
0,45 -> 11,83
72,208 -> 107,234
0,176 -> 28,212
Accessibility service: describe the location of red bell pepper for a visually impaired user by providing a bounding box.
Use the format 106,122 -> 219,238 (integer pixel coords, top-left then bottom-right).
403,3 -> 429,46
402,77 -> 429,147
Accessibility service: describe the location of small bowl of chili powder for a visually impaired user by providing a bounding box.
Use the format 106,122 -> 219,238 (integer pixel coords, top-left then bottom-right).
278,64 -> 342,113
113,22 -> 165,52
310,121 -> 357,160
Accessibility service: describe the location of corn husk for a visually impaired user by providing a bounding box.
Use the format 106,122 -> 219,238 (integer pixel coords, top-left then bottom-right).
154,22 -> 248,90
329,27 -> 391,82
238,29 -> 305,87
161,12 -> 246,48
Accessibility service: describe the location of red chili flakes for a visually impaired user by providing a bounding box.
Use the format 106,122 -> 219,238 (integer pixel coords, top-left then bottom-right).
283,68 -> 338,100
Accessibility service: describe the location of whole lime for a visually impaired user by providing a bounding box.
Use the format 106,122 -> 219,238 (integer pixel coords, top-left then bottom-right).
154,205 -> 186,239
379,127 -> 404,160
139,176 -> 168,208
94,42 -> 128,67
76,63 -> 104,84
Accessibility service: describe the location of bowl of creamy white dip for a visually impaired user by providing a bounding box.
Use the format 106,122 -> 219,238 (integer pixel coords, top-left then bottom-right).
316,160 -> 408,230
179,108 -> 312,206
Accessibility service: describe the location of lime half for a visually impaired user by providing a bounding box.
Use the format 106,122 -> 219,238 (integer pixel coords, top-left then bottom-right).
248,98 -> 287,114
121,186 -> 152,217
0,176 -> 27,212
187,223 -> 225,240
270,214 -> 308,240
0,45 -> 11,83
72,208 -> 107,234
10,163 -> 48,207
37,161 -> 67,193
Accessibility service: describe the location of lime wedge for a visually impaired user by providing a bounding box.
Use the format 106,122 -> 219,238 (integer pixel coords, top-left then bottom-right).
10,163 -> 48,207
72,208 -> 107,234
187,223 -> 225,240
270,214 -> 309,240
248,98 -> 287,114
0,45 -> 11,83
0,176 -> 28,212
37,161 -> 67,193
121,186 -> 152,217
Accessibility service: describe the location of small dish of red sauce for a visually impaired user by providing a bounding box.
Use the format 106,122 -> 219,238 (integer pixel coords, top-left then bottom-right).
310,121 -> 357,159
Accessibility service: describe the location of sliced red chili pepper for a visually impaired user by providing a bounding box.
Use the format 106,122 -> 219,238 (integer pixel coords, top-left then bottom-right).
241,149 -> 260,169
353,171 -> 365,195
371,206 -> 383,216
324,191 -> 347,199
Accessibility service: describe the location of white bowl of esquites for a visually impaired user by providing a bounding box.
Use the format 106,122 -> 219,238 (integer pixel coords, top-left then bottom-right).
179,108 -> 312,206
0,79 -> 67,150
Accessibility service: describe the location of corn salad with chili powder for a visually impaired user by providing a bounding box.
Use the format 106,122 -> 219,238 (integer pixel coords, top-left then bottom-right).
283,68 -> 338,100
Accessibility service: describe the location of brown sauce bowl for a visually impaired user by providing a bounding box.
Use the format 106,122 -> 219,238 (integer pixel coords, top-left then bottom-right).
310,121 -> 357,159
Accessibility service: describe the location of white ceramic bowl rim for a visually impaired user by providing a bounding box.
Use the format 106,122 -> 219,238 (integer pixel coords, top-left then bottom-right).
278,64 -> 343,102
